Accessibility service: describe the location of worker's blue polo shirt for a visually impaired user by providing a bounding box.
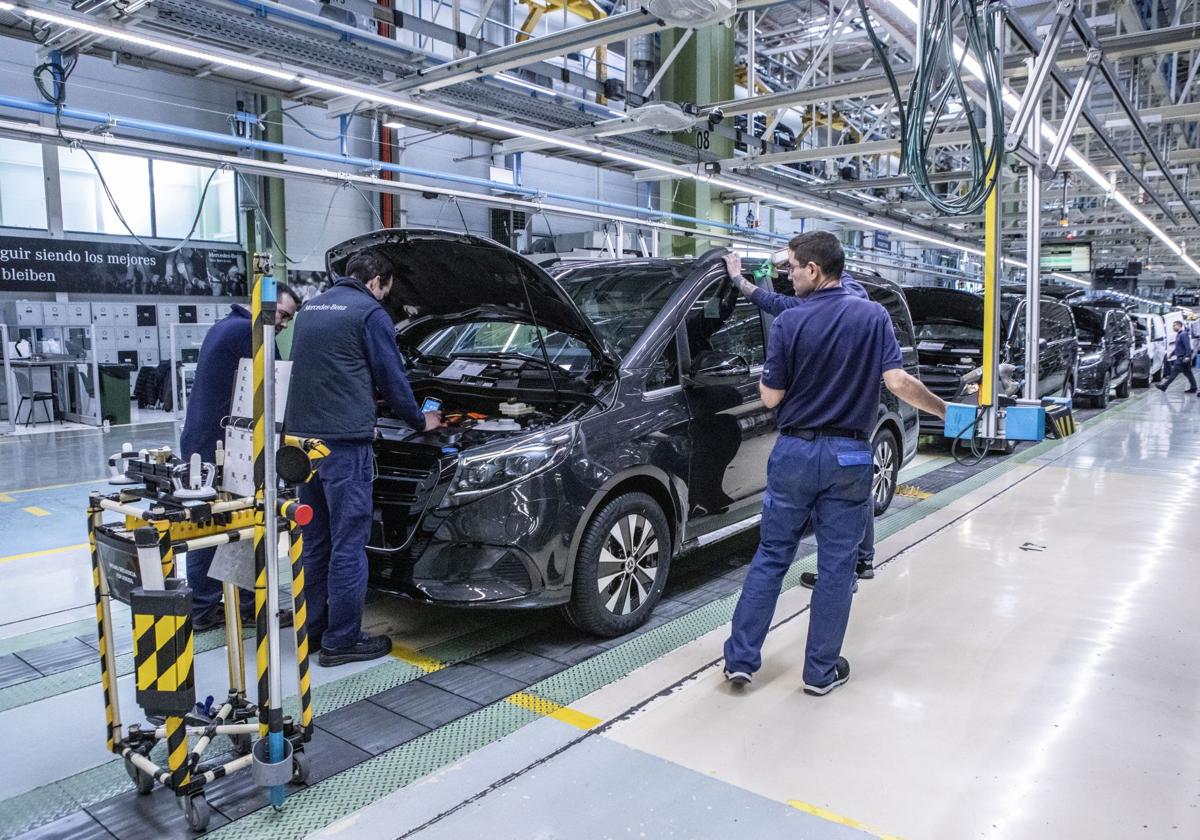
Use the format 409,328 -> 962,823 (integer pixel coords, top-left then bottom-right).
180,304 -> 253,462
761,285 -> 903,436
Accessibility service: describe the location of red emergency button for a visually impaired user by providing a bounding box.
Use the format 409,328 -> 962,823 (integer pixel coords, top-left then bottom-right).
293,504 -> 313,526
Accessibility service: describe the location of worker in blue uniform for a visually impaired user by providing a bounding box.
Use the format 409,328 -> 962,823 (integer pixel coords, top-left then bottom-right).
724,253 -> 879,591
1157,320 -> 1198,393
179,285 -> 301,631
722,232 -> 946,696
284,248 -> 442,666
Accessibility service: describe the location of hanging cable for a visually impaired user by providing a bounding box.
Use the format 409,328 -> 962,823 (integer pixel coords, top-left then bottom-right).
856,0 -> 1005,216
234,170 -> 348,266
35,50 -> 221,255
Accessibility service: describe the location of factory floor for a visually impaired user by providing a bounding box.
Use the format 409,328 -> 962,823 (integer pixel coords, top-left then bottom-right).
0,386 -> 1196,840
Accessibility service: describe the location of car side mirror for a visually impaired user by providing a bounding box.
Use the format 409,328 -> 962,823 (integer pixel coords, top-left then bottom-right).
687,350 -> 750,385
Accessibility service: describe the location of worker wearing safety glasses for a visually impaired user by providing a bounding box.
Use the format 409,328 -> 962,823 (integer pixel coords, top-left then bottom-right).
179,284 -> 301,633
721,232 -> 946,696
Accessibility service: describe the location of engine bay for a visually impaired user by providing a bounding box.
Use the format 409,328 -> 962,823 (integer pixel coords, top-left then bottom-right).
375,381 -> 591,450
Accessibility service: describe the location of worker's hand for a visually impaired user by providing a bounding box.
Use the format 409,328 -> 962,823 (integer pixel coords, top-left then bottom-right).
722,253 -> 742,280
423,410 -> 443,431
736,276 -> 758,299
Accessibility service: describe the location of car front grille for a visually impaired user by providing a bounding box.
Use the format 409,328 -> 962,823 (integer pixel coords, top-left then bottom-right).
370,442 -> 454,554
918,365 -> 965,401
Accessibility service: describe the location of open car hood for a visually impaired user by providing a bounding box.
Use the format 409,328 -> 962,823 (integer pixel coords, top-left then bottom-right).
325,229 -> 617,363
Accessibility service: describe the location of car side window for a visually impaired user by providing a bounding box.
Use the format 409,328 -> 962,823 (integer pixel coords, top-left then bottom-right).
645,337 -> 680,391
869,287 -> 915,348
1042,303 -> 1069,341
688,278 -> 767,368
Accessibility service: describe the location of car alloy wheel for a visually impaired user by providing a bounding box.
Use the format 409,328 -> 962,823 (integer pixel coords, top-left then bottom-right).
871,430 -> 899,515
597,514 -> 660,616
564,492 -> 672,637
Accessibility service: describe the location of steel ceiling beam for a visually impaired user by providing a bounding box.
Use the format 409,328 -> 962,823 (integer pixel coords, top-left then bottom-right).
702,22 -> 1200,118
386,7 -> 666,95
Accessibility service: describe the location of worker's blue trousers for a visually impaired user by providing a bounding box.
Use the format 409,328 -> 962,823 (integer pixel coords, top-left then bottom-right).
724,434 -> 873,687
298,441 -> 375,651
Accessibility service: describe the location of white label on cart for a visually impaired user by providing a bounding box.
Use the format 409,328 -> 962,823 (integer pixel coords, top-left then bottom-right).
917,341 -> 947,352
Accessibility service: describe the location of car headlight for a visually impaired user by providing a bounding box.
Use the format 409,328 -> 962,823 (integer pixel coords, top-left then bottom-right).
448,424 -> 577,503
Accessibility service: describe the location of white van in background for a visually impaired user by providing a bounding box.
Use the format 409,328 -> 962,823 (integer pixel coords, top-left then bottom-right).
1130,312 -> 1167,385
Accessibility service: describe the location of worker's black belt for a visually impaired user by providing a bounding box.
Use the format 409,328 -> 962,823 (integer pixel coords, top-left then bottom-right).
781,427 -> 867,441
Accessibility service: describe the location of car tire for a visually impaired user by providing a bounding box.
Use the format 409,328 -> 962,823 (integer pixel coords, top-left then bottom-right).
563,492 -> 671,637
1095,371 -> 1111,408
1115,372 -> 1131,398
1061,375 -> 1075,401
870,427 -> 900,516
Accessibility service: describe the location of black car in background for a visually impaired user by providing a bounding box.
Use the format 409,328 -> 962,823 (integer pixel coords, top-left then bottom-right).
904,287 -> 1079,434
1070,305 -> 1133,407
329,230 -> 917,636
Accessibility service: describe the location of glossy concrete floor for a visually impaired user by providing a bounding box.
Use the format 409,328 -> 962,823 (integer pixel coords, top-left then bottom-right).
320,389 -> 1200,840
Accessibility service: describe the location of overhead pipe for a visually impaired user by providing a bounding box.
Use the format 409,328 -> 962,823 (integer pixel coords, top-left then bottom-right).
0,95 -> 772,240
0,95 -> 777,244
0,97 -> 988,279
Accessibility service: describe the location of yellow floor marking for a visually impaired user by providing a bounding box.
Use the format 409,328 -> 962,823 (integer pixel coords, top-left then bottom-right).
389,644 -> 601,731
22,506 -> 51,517
2,478 -> 107,495
896,484 -> 933,500
507,691 -> 602,731
0,543 -> 89,565
389,645 -> 445,674
787,800 -> 905,840
0,493 -> 14,503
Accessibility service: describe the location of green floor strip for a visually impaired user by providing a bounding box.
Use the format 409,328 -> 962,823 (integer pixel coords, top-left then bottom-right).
0,617 -> 101,658
206,398 -> 1144,840
896,454 -> 953,484
1,394 -> 1143,840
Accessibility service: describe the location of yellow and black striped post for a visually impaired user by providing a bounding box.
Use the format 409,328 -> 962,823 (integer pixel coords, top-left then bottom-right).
88,495 -> 121,753
130,581 -> 195,792
281,500 -> 314,736
152,517 -> 190,788
251,255 -> 271,738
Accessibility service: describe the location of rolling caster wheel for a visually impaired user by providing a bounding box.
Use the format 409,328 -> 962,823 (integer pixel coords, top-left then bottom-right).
232,732 -> 253,756
182,794 -> 211,832
291,750 -> 311,785
125,760 -> 154,795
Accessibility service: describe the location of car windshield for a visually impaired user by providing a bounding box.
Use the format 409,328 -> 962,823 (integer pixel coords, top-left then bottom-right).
913,321 -> 985,345
552,262 -> 692,357
419,321 -> 595,375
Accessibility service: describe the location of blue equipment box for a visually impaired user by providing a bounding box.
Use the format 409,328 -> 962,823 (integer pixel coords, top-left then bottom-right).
943,402 -> 1046,442
943,403 -> 978,440
1003,404 -> 1045,441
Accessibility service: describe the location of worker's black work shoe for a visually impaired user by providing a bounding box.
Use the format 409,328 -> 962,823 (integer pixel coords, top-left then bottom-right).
192,603 -> 226,632
803,657 -> 851,697
1156,383 -> 1169,391
318,634 -> 393,667
723,669 -> 753,689
799,573 -> 859,593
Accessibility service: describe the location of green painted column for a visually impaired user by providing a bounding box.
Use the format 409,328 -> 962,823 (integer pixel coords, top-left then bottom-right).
656,24 -> 735,256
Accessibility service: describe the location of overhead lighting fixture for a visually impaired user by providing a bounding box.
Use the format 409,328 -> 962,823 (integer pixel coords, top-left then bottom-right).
382,120 -> 404,129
